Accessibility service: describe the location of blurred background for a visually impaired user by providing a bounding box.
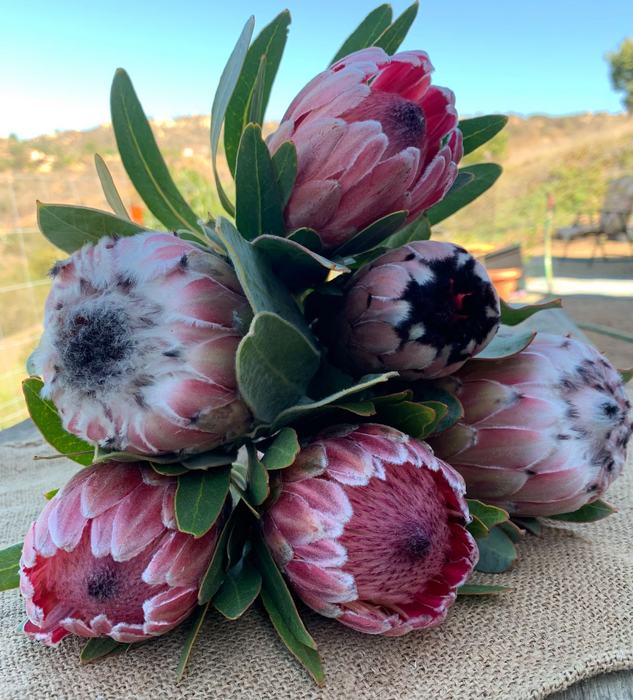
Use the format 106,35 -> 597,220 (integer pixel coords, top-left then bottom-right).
1,0 -> 632,429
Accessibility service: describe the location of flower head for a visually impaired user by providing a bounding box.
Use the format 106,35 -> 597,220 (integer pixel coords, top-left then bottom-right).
20,462 -> 219,646
267,48 -> 462,250
263,424 -> 477,635
33,231 -> 252,455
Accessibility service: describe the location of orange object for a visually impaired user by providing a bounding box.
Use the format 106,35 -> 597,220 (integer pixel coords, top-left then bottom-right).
488,267 -> 522,299
130,205 -> 144,225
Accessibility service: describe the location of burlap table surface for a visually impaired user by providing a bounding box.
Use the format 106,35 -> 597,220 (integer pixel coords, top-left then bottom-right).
1,424 -> 632,700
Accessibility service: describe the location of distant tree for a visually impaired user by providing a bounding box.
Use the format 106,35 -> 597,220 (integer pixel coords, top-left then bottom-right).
606,37 -> 633,114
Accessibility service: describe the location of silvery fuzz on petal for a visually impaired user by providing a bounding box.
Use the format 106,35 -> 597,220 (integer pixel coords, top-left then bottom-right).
33,231 -> 253,455
428,334 -> 632,517
263,424 -> 477,636
319,241 -> 500,379
267,47 -> 463,251
19,462 -> 220,646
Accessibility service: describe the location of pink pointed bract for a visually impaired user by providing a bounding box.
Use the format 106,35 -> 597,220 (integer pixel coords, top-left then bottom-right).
19,462 -> 219,646
263,424 -> 477,635
266,47 -> 463,251
319,241 -> 500,379
33,231 -> 253,455
428,334 -> 632,517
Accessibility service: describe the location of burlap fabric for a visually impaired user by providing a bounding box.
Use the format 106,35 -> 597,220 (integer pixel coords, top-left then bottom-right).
1,423 -> 632,700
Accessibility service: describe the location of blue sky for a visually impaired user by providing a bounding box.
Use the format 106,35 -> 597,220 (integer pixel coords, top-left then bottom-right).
1,0 -> 631,139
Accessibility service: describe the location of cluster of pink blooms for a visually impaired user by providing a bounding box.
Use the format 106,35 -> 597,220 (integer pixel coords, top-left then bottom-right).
15,46 -> 631,655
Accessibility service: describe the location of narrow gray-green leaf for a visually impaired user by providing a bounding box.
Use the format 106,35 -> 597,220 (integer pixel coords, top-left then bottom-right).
110,69 -> 201,234
499,298 -> 563,326
287,227 -> 322,252
151,463 -> 188,476
330,4 -> 392,65
459,115 -> 509,156
37,202 -> 146,255
372,2 -> 419,55
213,557 -> 262,620
512,517 -> 542,537
548,500 -> 616,523
199,509 -> 236,603
262,428 -> 300,470
0,543 -> 22,591
177,603 -> 209,682
180,450 -> 238,470
383,213 -> 431,249
334,210 -> 408,257
475,527 -> 517,573
249,57 -> 267,126
272,141 -> 298,209
247,443 -> 269,506
94,154 -> 130,219
475,331 -> 536,360
458,584 -> 515,595
80,637 -> 138,663
175,467 -> 231,537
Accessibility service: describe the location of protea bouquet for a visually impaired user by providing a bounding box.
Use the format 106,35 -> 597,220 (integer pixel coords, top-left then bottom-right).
0,2 -> 630,689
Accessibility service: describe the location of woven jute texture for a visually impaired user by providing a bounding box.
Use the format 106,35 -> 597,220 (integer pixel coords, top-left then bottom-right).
1,425 -> 632,700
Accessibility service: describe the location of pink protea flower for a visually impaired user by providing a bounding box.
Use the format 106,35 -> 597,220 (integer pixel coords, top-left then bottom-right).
33,231 -> 253,455
266,47 -> 462,250
318,241 -> 500,379
19,461 -> 219,646
263,424 -> 477,635
428,334 -> 632,517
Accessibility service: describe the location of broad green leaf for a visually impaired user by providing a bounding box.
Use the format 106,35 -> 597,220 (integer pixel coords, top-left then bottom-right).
465,515 -> 488,540
177,603 -> 209,682
306,360 -> 354,401
211,17 -> 255,216
466,500 -> 509,529
511,517 -> 542,537
260,588 -> 324,686
418,400 -> 449,438
370,390 -> 413,406
376,401 -> 436,439
175,467 -> 231,537
0,543 -> 22,591
247,443 -> 269,505
22,378 -> 94,466
334,210 -> 408,257
213,557 -> 262,620
248,57 -> 266,126
287,227 -> 322,252
499,520 -> 525,543
383,213 -> 431,250
411,382 -> 463,434
151,463 -> 188,476
231,481 -> 261,519
445,171 -> 475,197
180,450 -> 238,470
336,401 -> 376,416
330,4 -> 392,65
372,2 -> 419,55
272,141 -> 298,209
458,584 -> 515,595
235,124 -> 285,241
548,500 -> 616,523
224,11 -> 291,175
499,298 -> 563,326
44,489 -> 59,500
252,234 -> 348,292
94,154 -> 129,219
110,69 -> 202,235
618,368 -> 633,384
475,526 -> 517,573
236,312 -> 320,424
80,637 -> 143,663
459,115 -> 509,156
475,331 -> 536,360
262,427 -> 300,470
37,202 -> 146,255
426,163 -> 503,226
198,508 -> 236,603
251,527 -> 317,650
345,246 -> 390,269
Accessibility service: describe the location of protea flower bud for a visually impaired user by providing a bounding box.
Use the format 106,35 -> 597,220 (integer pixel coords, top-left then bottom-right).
19,462 -> 219,646
33,231 -> 253,455
267,47 -> 462,251
319,241 -> 500,379
263,424 -> 477,635
428,334 -> 632,517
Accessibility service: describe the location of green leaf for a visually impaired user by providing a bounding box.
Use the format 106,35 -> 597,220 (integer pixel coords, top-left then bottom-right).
511,517 -> 542,537
224,11 -> 291,176
475,527 -> 517,573
252,234 -> 348,292
80,637 -> 142,663
235,124 -> 286,241
150,463 -> 188,476
372,2 -> 419,55
22,378 -> 94,466
330,4 -> 392,65
498,520 -> 525,543
248,57 -> 267,126
459,115 -> 509,156
466,500 -> 509,529
251,527 -> 317,650
418,400 -> 449,438
445,171 -> 475,197
426,163 -> 503,226
262,428 -> 300,470
37,202 -> 146,255
475,331 -> 536,360
180,450 -> 238,470
272,141 -> 298,209
334,210 -> 408,257
211,18 -> 255,215
0,543 -> 22,591
44,489 -> 59,500
177,603 -> 209,682
499,298 -> 563,326
237,312 -> 321,424
370,390 -> 413,406
465,515 -> 489,540
336,401 -> 376,416
618,368 -> 633,384
226,501 -> 254,568
306,360 -> 354,400
411,382 -> 463,434
94,154 -> 129,219
383,213 -> 431,250
260,588 -> 324,686
110,69 -> 202,235
247,443 -> 269,506
548,500 -> 616,523
458,584 -> 515,595
288,227 -> 323,253
213,556 -> 262,620
198,508 -> 236,603
175,467 -> 231,537
376,401 -> 436,439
